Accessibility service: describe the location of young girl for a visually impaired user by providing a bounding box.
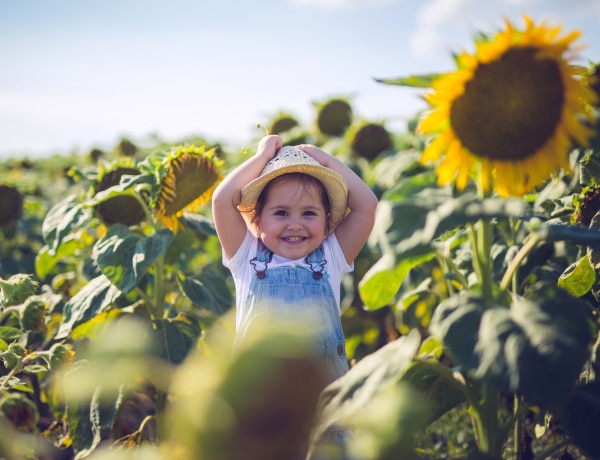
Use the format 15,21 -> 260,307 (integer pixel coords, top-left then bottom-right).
212,134 -> 377,458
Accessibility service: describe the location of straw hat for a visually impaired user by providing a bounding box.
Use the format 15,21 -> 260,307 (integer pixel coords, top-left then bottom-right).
238,146 -> 349,232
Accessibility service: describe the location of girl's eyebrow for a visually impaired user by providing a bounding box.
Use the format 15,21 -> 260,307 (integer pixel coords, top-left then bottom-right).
267,203 -> 322,210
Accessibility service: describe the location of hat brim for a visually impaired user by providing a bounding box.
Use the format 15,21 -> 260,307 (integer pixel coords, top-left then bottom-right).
238,164 -> 348,233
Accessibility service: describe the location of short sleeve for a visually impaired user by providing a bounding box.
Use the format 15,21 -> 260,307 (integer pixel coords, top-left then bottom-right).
223,230 -> 255,271
324,232 -> 353,275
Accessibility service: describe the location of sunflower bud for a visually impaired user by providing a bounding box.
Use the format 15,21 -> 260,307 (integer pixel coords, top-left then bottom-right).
48,343 -> 75,370
1,343 -> 25,370
18,297 -> 46,332
0,393 -> 39,432
1,351 -> 20,370
0,274 -> 38,306
9,343 -> 26,357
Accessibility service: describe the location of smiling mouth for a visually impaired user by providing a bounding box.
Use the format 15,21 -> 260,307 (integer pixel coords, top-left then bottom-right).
283,236 -> 306,242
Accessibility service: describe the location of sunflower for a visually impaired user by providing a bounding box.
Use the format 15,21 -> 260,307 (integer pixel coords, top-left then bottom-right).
153,145 -> 222,232
348,122 -> 393,160
586,62 -> 600,104
572,185 -> 600,227
0,185 -> 23,229
95,167 -> 146,226
315,98 -> 353,137
418,16 -> 597,196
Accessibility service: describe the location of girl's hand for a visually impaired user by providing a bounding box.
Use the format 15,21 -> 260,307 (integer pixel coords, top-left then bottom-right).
256,135 -> 283,161
295,144 -> 330,167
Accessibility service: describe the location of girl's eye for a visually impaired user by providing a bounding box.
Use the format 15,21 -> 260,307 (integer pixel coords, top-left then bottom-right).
274,210 -> 287,216
304,211 -> 317,216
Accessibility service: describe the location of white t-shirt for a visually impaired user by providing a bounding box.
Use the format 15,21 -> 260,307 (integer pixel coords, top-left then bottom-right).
223,230 -> 353,331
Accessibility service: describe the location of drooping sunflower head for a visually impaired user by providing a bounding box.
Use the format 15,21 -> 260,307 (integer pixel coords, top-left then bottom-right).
572,185 -> 600,227
116,138 -> 138,157
95,167 -> 146,226
418,16 -> 598,197
315,97 -> 353,137
347,122 -> 393,160
269,113 -> 299,135
0,185 -> 23,230
151,145 -> 222,232
585,62 -> 600,105
89,148 -> 104,163
268,112 -> 308,145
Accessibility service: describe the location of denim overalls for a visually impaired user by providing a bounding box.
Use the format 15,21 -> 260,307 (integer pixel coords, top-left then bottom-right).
237,240 -> 349,383
237,240 -> 356,460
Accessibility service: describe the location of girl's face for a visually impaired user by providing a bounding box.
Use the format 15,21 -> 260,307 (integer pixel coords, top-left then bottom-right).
256,176 -> 330,260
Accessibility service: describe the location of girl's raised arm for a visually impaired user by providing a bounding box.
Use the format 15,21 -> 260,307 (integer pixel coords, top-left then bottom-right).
212,135 -> 282,260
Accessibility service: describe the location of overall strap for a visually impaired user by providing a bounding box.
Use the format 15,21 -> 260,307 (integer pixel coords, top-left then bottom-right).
305,245 -> 327,279
250,240 -> 272,279
250,241 -> 327,280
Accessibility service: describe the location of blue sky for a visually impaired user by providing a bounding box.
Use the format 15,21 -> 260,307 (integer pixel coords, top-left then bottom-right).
1,0 -> 599,158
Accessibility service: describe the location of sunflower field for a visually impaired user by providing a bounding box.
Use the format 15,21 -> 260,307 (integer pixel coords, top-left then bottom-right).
2,16 -> 600,460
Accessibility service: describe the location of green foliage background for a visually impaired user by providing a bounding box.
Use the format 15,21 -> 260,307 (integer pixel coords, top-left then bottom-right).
1,86 -> 600,460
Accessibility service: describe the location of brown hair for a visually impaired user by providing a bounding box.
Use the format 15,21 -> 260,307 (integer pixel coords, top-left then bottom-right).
245,173 -> 331,232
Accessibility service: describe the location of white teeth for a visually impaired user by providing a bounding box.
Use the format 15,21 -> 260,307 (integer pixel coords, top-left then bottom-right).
285,236 -> 303,242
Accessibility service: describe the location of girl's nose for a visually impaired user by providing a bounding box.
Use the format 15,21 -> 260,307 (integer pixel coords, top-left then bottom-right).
287,220 -> 302,230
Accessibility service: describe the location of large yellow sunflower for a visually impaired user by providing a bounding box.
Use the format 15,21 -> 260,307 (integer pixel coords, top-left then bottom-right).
153,145 -> 222,232
418,16 -> 597,196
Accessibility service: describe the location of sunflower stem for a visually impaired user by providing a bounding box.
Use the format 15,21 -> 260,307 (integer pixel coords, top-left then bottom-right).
513,394 -> 523,460
468,174 -> 500,455
435,252 -> 468,293
478,218 -> 494,305
0,306 -> 19,324
468,224 -> 484,284
151,255 -> 166,319
472,382 -> 500,455
131,188 -> 158,232
499,234 -> 541,292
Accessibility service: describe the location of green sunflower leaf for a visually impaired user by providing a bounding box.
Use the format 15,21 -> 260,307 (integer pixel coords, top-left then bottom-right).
364,196 -> 530,310
150,317 -> 201,365
359,252 -> 436,310
36,235 -> 90,280
42,195 -> 92,254
314,330 -> 422,440
86,172 -> 153,207
92,224 -> 173,293
373,73 -> 443,88
429,291 -> 489,372
0,327 -> 23,340
177,272 -> 231,316
67,385 -> 122,456
558,381 -> 600,458
179,212 -> 217,236
374,195 -> 529,263
430,283 -> 596,407
557,255 -> 596,297
56,275 -> 122,339
401,359 -> 466,425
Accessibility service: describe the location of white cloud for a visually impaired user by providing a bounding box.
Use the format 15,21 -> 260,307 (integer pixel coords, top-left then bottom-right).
409,0 -> 600,61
